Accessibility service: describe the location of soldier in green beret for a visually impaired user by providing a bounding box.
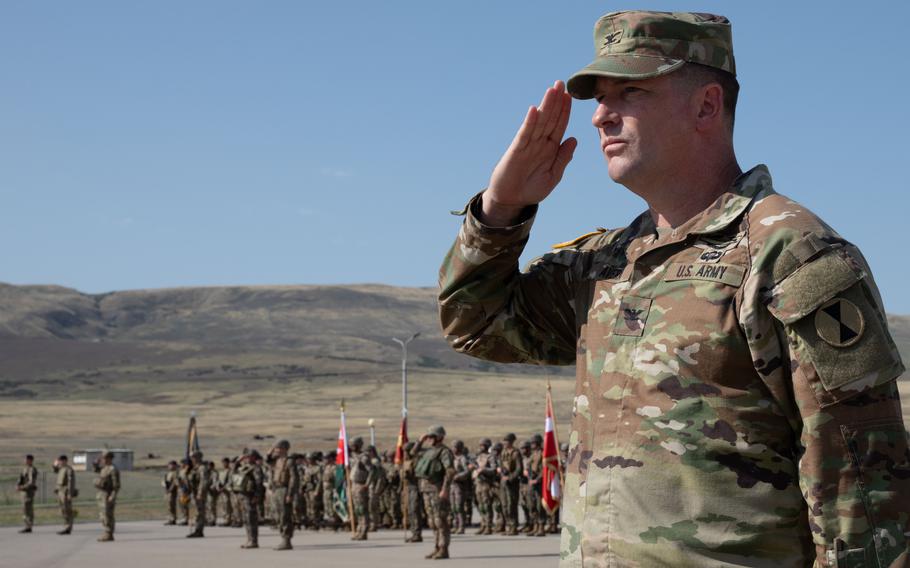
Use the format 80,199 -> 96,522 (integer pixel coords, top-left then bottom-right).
439,9 -> 910,567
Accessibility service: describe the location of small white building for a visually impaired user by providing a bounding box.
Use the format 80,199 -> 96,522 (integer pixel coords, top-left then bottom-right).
72,449 -> 134,471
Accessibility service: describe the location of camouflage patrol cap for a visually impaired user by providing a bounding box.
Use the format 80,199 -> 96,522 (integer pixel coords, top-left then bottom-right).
191,450 -> 203,459
521,440 -> 531,449
531,433 -> 543,445
492,442 -> 503,452
479,438 -> 492,447
567,11 -> 736,99
427,425 -> 447,438
503,432 -> 517,442
325,450 -> 337,459
274,439 -> 290,450
351,437 -> 364,446
453,439 -> 465,450
311,451 -> 323,460
249,449 -> 263,460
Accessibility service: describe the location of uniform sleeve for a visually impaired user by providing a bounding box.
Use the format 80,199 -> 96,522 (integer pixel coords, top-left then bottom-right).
438,194 -> 580,365
765,239 -> 910,567
112,469 -> 121,497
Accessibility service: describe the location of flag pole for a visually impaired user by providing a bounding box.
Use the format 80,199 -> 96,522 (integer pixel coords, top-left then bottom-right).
548,378 -> 563,489
342,399 -> 356,534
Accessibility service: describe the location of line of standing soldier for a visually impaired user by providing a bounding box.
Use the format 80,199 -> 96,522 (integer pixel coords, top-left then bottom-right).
16,451 -> 119,541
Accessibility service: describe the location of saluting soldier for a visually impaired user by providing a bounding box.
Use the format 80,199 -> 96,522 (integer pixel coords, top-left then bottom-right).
54,455 -> 77,535
414,425 -> 456,560
94,451 -> 120,542
16,454 -> 38,534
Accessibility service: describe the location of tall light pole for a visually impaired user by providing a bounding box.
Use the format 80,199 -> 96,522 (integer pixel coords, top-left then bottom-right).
392,332 -> 420,418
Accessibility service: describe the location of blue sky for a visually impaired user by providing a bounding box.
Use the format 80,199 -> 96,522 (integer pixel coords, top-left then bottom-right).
3,1 -> 909,313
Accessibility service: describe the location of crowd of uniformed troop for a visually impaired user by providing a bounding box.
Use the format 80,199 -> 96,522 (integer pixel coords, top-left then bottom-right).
14,426 -> 567,560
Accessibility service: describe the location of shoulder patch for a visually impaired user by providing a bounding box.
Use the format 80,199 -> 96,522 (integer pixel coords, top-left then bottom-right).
552,228 -> 606,250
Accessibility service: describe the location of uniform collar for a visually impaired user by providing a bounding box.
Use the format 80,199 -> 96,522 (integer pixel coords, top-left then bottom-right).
624,165 -> 774,262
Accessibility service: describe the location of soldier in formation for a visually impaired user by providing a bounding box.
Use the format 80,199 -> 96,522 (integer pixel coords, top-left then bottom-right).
267,439 -> 299,550
186,450 -> 210,538
414,425 -> 456,560
53,455 -> 77,535
162,460 -> 179,525
16,454 -> 38,534
94,450 -> 120,542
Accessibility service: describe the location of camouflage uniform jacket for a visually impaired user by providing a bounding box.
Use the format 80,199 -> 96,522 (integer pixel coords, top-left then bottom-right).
56,465 -> 76,500
188,463 -> 211,501
163,470 -> 178,495
452,453 -> 472,486
499,446 -> 522,484
527,449 -> 543,487
94,465 -> 120,499
18,465 -> 37,494
439,165 -> 910,567
269,456 -> 299,495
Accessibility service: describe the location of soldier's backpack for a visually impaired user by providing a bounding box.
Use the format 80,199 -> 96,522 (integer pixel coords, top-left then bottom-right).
231,467 -> 255,494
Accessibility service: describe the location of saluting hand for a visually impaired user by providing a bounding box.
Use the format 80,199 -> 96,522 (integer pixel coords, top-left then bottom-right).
483,80 -> 577,227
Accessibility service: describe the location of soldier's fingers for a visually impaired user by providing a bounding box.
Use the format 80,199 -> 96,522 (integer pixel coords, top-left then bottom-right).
512,105 -> 538,150
540,82 -> 565,139
552,137 -> 577,179
531,87 -> 557,140
550,91 -> 573,143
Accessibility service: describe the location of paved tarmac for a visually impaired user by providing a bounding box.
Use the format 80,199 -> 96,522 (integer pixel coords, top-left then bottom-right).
0,522 -> 560,568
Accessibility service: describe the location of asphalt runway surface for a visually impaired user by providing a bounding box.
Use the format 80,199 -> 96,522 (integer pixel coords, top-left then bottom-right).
1,521 -> 561,568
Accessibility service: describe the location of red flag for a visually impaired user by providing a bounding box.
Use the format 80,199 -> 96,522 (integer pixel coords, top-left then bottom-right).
542,383 -> 562,514
394,416 -> 408,465
336,403 -> 349,466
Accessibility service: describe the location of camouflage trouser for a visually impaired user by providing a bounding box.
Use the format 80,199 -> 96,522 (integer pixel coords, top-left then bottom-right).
500,480 -> 519,530
451,482 -> 469,532
192,494 -> 207,534
221,491 -> 233,525
526,481 -> 543,528
384,485 -> 401,527
368,484 -> 383,529
208,492 -> 218,525
22,491 -> 35,529
490,485 -> 504,530
58,495 -> 74,531
97,493 -> 116,536
241,494 -> 258,544
271,487 -> 294,541
465,486 -> 474,526
519,482 -> 530,527
322,485 -> 339,528
352,483 -> 369,538
307,490 -> 323,528
232,493 -> 244,526
166,491 -> 177,523
474,482 -> 494,530
420,480 -> 450,551
294,491 -> 307,528
403,482 -> 422,538
178,490 -> 190,523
